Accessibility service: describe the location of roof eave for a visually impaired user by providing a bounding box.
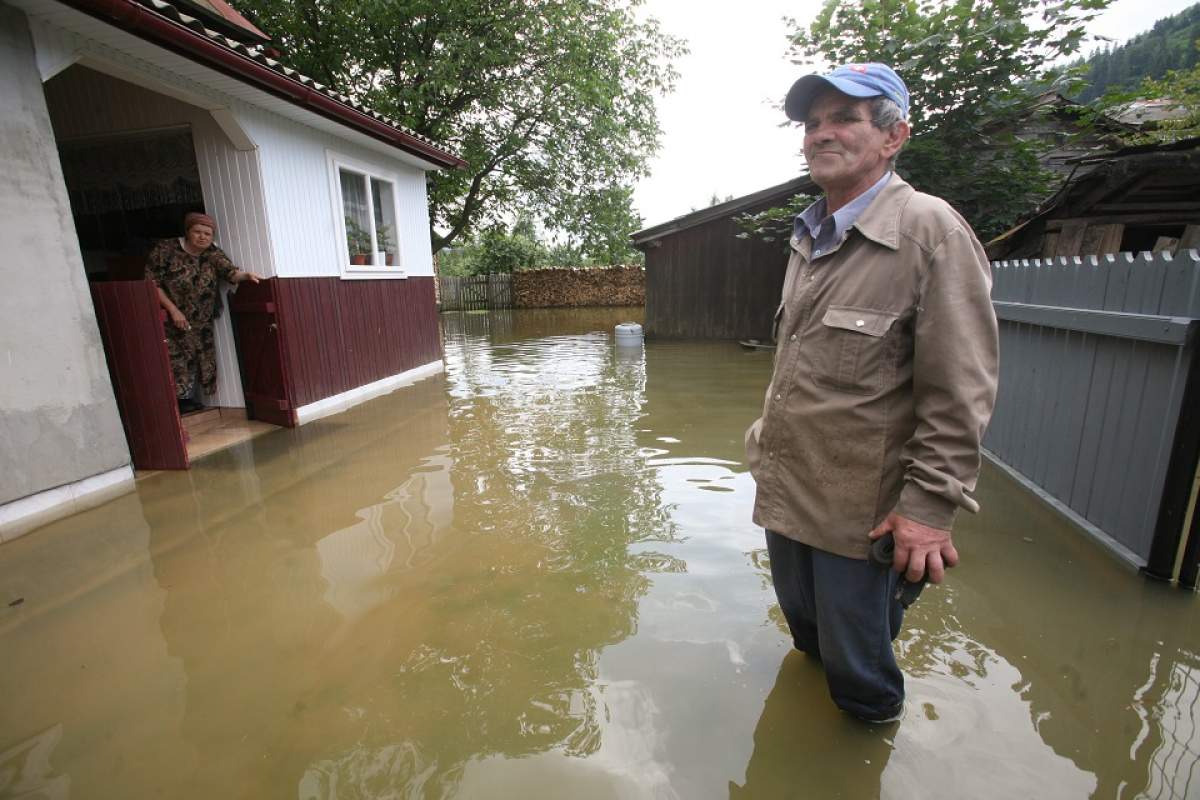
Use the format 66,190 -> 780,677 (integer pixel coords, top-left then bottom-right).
631,175 -> 816,246
57,0 -> 466,170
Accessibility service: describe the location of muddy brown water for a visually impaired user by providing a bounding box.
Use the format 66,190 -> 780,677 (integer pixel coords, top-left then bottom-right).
1,307 -> 1197,799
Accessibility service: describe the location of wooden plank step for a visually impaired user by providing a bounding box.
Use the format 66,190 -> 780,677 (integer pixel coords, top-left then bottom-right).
182,407 -> 222,437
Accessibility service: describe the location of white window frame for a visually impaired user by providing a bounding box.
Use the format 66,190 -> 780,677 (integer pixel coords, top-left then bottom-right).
326,150 -> 406,279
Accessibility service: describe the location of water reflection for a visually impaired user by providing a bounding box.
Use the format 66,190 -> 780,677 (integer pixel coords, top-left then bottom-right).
731,652 -> 892,799
0,725 -> 69,799
0,308 -> 1198,799
278,309 -> 679,795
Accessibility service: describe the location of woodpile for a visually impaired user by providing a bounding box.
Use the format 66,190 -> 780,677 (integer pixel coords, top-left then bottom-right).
513,265 -> 645,308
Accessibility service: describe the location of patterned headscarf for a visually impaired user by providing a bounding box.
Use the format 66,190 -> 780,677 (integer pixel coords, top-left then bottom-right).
183,212 -> 217,234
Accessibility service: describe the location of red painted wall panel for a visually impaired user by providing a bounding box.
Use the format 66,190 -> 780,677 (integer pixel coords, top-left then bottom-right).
274,276 -> 442,409
90,280 -> 189,469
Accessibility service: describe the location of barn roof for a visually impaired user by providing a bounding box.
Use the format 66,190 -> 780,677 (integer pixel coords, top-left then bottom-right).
986,136 -> 1200,255
632,175 -> 816,248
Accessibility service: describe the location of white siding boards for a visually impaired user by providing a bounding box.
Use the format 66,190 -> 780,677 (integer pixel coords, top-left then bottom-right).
240,107 -> 435,279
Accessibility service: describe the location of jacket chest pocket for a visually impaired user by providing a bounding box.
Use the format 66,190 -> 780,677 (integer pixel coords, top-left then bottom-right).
808,306 -> 899,395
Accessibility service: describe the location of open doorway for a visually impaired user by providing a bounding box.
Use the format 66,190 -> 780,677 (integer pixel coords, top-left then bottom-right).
58,126 -> 205,281
46,65 -> 277,468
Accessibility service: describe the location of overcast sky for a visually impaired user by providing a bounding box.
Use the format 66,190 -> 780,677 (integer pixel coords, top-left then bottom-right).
632,0 -> 1200,228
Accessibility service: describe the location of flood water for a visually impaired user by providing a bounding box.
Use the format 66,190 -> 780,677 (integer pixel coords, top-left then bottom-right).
2,307 -> 1198,799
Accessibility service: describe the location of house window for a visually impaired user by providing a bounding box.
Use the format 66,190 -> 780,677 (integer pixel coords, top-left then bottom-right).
329,153 -> 403,276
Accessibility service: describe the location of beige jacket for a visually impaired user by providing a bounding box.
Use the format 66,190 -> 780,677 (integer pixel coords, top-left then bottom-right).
746,174 -> 998,559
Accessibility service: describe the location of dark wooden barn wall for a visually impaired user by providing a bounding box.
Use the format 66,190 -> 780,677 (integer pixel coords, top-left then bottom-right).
644,210 -> 790,340
274,276 -> 442,408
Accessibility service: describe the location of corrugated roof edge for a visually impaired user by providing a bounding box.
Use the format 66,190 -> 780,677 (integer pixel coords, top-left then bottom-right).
188,0 -> 269,42
57,0 -> 465,169
631,175 -> 816,247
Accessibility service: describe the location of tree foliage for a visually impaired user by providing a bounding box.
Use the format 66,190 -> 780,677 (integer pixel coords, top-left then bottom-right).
1085,49 -> 1200,144
1069,3 -> 1200,103
779,0 -> 1111,240
549,184 -> 644,265
236,0 -> 683,253
437,211 -> 643,276
734,193 -> 817,243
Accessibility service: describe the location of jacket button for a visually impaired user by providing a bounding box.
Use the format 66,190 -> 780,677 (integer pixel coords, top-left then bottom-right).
768,450 -> 775,459
789,334 -> 797,342
774,393 -> 782,401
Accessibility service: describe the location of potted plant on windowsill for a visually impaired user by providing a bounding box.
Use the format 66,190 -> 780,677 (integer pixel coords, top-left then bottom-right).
377,224 -> 396,266
345,216 -> 371,265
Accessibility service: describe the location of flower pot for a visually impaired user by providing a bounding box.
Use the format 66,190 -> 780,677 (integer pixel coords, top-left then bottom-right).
385,253 -> 395,266
351,254 -> 369,265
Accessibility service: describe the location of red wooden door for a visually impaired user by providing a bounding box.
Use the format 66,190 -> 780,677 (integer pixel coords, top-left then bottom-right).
228,278 -> 295,427
90,280 -> 189,470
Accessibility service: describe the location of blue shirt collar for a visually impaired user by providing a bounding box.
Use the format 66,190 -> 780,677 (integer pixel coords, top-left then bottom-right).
793,171 -> 894,255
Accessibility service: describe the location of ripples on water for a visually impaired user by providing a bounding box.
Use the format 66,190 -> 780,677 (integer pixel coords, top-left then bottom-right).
0,307 -> 1197,799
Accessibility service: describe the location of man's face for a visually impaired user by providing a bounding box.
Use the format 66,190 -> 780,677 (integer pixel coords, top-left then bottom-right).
802,88 -> 907,195
186,224 -> 214,250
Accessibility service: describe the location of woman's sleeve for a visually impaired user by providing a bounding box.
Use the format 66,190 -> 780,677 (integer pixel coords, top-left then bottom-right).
145,240 -> 170,284
209,247 -> 239,283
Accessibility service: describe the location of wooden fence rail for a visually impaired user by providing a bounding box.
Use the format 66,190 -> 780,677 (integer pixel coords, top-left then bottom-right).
439,274 -> 513,311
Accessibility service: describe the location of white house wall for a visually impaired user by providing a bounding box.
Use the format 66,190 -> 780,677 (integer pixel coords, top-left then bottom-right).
237,106 -> 435,279
44,65 -> 278,408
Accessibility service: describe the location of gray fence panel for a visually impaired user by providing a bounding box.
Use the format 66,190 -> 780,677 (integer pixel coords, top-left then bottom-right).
986,251 -> 1200,570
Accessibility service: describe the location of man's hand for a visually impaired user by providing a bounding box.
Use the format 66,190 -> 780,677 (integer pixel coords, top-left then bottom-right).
235,270 -> 263,284
868,513 -> 958,584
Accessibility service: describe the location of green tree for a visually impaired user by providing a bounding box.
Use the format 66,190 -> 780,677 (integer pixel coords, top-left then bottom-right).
237,0 -> 684,253
439,217 -> 549,275
475,225 -> 549,274
1069,3 -> 1200,102
780,0 -> 1111,240
548,184 -> 644,265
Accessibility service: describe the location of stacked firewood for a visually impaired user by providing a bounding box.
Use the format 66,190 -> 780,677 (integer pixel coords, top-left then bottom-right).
513,265 -> 645,308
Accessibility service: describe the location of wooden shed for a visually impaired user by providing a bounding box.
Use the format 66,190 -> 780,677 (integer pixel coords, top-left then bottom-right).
631,176 -> 816,340
987,137 -> 1200,260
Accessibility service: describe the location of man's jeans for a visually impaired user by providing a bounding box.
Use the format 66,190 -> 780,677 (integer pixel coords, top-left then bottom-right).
766,530 -> 905,720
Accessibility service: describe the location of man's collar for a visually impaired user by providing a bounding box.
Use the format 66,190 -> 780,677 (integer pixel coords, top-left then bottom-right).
792,171 -> 901,251
851,172 -> 912,251
793,197 -> 826,242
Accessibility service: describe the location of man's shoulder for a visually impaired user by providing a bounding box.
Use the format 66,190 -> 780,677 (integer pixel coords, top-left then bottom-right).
897,187 -> 978,252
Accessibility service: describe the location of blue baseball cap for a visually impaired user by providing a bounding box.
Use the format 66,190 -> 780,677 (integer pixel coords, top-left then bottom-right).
785,63 -> 910,121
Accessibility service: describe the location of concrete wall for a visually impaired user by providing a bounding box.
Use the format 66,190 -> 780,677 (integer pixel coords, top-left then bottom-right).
0,4 -> 129,507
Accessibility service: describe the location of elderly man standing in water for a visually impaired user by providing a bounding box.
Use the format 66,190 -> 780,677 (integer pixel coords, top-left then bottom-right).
745,63 -> 999,722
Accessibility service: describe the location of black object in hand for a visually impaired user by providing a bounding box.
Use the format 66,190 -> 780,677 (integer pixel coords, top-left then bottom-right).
868,534 -> 927,608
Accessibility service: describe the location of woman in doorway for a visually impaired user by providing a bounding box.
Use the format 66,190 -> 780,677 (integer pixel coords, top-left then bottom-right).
146,212 -> 262,413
